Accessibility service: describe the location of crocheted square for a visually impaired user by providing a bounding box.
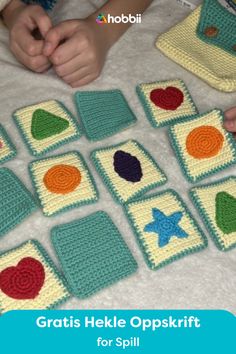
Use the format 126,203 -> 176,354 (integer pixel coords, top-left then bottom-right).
13,100 -> 81,157
169,109 -> 236,183
136,79 -> 197,128
74,90 -> 137,141
0,240 -> 70,313
91,140 -> 167,204
0,168 -> 37,238
29,151 -> 98,217
51,211 -> 138,298
0,124 -> 17,164
190,176 -> 236,251
124,190 -> 207,270
156,6 -> 236,92
197,0 -> 236,56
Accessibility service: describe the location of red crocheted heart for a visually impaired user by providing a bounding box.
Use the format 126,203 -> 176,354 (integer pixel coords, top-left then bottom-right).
150,86 -> 184,110
0,257 -> 45,300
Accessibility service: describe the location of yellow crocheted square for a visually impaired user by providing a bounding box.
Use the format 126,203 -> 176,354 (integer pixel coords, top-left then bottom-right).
125,190 -> 207,270
0,240 -> 69,313
0,125 -> 16,164
29,152 -> 98,216
14,100 -> 81,157
91,140 -> 167,204
169,109 -> 236,183
136,79 -> 197,127
156,6 -> 236,92
191,177 -> 236,251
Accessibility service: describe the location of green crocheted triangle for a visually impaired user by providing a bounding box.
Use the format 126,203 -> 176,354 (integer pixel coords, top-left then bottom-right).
31,109 -> 69,140
216,192 -> 236,234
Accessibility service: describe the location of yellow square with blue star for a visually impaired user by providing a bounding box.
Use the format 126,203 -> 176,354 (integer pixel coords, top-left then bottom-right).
124,190 -> 208,270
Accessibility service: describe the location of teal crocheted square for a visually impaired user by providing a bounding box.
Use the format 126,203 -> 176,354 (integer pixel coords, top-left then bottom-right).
0,239 -> 70,313
51,211 -> 138,298
0,168 -> 37,238
124,190 -> 208,270
91,140 -> 167,204
169,109 -> 236,183
29,151 -> 98,217
0,124 -> 17,164
74,90 -> 137,141
190,176 -> 236,252
197,0 -> 236,56
13,100 -> 82,157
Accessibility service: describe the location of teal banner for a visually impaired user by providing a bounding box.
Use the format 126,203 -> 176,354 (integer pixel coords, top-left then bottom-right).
0,310 -> 234,353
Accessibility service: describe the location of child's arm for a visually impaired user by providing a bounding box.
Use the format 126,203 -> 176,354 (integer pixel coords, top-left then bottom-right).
44,0 -> 153,87
2,0 -> 52,72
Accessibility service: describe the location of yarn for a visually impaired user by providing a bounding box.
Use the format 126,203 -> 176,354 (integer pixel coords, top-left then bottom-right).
113,150 -> 143,183
150,86 -> 184,111
186,126 -> 224,159
216,191 -> 236,234
0,257 -> 45,300
43,165 -> 81,194
51,211 -> 138,298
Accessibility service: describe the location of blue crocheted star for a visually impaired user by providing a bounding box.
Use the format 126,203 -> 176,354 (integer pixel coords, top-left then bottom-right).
144,208 -> 188,247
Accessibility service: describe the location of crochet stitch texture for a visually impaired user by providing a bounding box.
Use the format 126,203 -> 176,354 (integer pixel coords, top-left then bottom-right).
190,176 -> 236,251
51,211 -> 138,298
75,90 -> 137,141
156,6 -> 236,92
124,190 -> 207,270
0,124 -> 17,164
0,240 -> 70,313
0,168 -> 37,238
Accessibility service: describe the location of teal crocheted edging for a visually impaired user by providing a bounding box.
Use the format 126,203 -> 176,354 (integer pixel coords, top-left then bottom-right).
13,100 -> 82,157
190,176 -> 236,252
74,90 -> 137,142
0,168 -> 37,238
168,109 -> 236,183
136,79 -> 198,128
29,151 -> 99,217
197,0 -> 236,56
0,239 -> 70,314
0,124 -> 17,164
91,139 -> 167,205
51,211 -> 138,299
124,189 -> 208,270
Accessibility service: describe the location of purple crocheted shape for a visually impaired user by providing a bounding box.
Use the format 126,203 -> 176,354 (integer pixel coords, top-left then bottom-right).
113,150 -> 143,183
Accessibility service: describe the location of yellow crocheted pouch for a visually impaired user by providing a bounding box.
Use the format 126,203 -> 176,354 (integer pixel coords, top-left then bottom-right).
156,6 -> 236,92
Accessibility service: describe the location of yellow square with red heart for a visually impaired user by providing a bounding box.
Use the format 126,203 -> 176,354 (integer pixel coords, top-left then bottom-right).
136,79 -> 197,127
29,151 -> 98,216
169,109 -> 236,183
0,240 -> 70,313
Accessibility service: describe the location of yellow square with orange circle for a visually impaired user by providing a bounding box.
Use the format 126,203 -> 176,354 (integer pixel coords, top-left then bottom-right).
29,152 -> 98,216
169,109 -> 236,183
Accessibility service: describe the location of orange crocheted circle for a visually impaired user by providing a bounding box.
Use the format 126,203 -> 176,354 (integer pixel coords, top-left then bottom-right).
43,164 -> 81,194
186,126 -> 224,159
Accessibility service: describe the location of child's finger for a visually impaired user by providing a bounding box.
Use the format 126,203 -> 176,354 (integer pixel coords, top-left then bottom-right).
61,66 -> 90,83
54,55 -> 87,77
13,42 -> 49,71
13,24 -> 44,56
44,21 -> 78,57
30,6 -> 52,38
70,73 -> 98,88
50,35 -> 85,65
224,118 -> 236,132
224,107 -> 236,120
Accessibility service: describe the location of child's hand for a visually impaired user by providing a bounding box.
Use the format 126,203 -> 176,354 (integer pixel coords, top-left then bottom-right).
224,107 -> 236,138
43,19 -> 110,87
3,1 -> 52,73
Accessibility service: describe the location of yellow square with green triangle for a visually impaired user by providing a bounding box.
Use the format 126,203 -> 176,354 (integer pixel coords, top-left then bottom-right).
190,176 -> 236,251
13,100 -> 82,157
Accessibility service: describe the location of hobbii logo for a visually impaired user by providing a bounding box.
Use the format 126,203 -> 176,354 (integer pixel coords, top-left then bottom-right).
96,13 -> 142,24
